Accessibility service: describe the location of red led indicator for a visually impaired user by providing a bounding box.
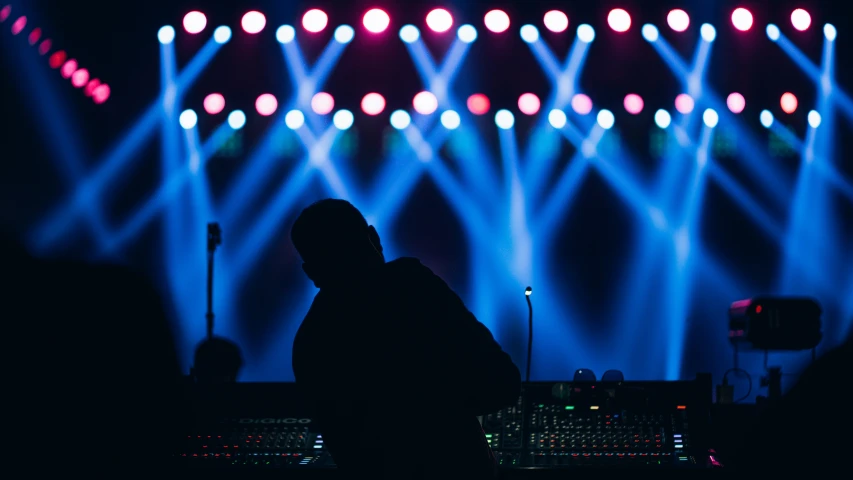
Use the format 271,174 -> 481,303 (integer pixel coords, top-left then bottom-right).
677,405 -> 686,410
755,305 -> 762,313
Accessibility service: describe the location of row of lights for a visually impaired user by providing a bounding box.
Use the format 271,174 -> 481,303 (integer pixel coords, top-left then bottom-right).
193,90 -> 805,119
1,5 -> 110,103
175,7 -> 819,37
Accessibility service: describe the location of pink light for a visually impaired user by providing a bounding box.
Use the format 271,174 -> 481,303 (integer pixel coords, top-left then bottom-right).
92,84 -> 111,104
48,50 -> 66,68
791,9 -> 811,31
518,93 -> 541,115
726,93 -> 746,114
71,68 -> 89,88
311,92 -> 335,115
667,9 -> 690,32
780,92 -> 798,114
363,8 -> 390,34
543,10 -> 568,33
204,93 -> 226,115
361,93 -> 386,116
27,27 -> 41,45
607,9 -> 631,33
426,8 -> 453,33
241,11 -> 266,34
467,94 -> 490,115
731,8 -> 753,32
302,9 -> 328,33
413,91 -> 438,115
60,59 -> 77,79
84,79 -> 101,96
38,39 -> 51,55
571,94 -> 593,115
623,94 -> 644,115
675,93 -> 694,114
0,5 -> 10,22
10,15 -> 26,35
484,10 -> 510,33
183,11 -> 207,34
255,93 -> 278,116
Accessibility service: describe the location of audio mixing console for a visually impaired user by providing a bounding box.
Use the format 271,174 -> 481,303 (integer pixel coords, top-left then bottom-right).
177,376 -> 713,474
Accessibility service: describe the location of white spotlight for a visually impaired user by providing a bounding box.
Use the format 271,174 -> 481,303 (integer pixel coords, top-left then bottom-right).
766,23 -> 780,41
495,109 -> 514,129
334,25 -> 354,43
759,109 -> 774,128
440,110 -> 461,130
179,109 -> 197,129
654,109 -> 671,129
213,26 -> 232,44
333,109 -> 354,130
700,23 -> 716,42
227,110 -> 246,129
457,24 -> 477,43
399,24 -> 420,43
824,23 -> 837,41
577,24 -> 595,43
548,109 -> 567,129
702,108 -> 719,128
520,24 -> 539,43
285,110 -> 305,130
641,24 -> 659,42
158,26 -> 176,44
807,110 -> 821,128
276,25 -> 296,44
389,110 -> 411,130
596,109 -> 615,129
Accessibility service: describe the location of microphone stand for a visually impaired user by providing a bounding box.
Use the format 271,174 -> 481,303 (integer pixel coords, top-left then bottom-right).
525,286 -> 533,383
206,223 -> 222,340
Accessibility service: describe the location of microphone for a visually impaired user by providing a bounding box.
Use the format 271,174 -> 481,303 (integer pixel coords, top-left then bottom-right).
525,286 -> 533,383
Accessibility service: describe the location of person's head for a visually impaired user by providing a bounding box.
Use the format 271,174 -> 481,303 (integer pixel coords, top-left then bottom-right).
291,199 -> 384,288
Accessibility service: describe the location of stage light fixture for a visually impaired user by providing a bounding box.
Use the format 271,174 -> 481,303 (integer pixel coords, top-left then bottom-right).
667,9 -> 690,32
548,109 -> 567,129
727,93 -> 746,114
361,93 -> 386,115
624,94 -> 644,114
38,39 -> 52,55
213,26 -> 231,44
457,24 -> 477,43
571,94 -> 593,115
703,109 -> 719,128
285,110 -> 305,130
518,93 -> 541,115
92,84 -> 110,104
10,15 -> 25,35
390,110 -> 411,130
700,23 -> 716,42
333,110 -> 354,130
311,92 -> 335,115
654,109 -> 671,128
731,8 -> 753,31
807,110 -> 821,128
440,110 -> 461,130
495,109 -> 514,129
413,91 -> 438,115
780,92 -> 798,114
28,27 -> 41,45
302,9 -> 328,33
241,11 -> 266,34
204,94 -> 226,115
71,68 -> 89,88
157,25 -> 175,44
791,9 -> 811,31
334,25 -> 354,43
641,24 -> 659,42
179,109 -> 198,130
577,24 -> 595,43
60,59 -> 77,79
228,110 -> 246,129
484,10 -> 510,33
824,24 -> 836,41
597,110 -> 615,129
675,93 -> 695,114
766,24 -> 780,41
276,25 -> 295,44
49,50 -> 66,69
183,11 -> 207,34
0,5 -> 9,22
255,94 -> 278,116
363,9 -> 390,33
520,24 -> 539,43
84,79 -> 101,96
543,10 -> 568,33
426,8 -> 453,33
467,94 -> 490,115
759,110 -> 773,128
607,9 -> 631,33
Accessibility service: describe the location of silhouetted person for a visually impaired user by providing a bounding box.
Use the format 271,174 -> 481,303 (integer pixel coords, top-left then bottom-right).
2,231 -> 182,472
192,336 -> 243,383
290,199 -> 521,479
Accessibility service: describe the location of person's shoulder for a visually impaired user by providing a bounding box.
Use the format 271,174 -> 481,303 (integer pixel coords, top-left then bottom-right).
385,257 -> 434,277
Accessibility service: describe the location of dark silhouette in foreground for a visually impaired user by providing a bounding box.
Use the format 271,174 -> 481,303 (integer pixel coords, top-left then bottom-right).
3,231 -> 181,472
290,200 -> 521,479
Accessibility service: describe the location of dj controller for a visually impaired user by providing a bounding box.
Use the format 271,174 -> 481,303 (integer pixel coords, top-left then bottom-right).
177,376 -> 715,475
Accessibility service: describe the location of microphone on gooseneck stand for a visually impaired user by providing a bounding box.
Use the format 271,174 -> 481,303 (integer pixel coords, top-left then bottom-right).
525,286 -> 533,383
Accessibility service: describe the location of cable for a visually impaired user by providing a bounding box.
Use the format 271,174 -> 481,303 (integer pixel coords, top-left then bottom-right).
723,368 -> 753,403
525,286 -> 533,383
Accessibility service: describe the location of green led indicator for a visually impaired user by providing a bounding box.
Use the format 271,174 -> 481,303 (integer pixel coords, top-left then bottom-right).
538,404 -> 544,408
485,434 -> 492,438
565,406 -> 574,410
